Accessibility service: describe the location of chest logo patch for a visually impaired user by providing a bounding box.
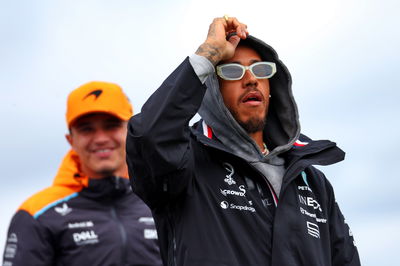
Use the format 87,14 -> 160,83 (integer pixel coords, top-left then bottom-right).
54,203 -> 72,216
223,162 -> 236,185
73,230 -> 99,246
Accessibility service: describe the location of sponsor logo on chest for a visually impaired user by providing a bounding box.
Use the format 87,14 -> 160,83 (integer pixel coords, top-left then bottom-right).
218,162 -> 255,213
72,230 -> 99,246
297,172 -> 327,239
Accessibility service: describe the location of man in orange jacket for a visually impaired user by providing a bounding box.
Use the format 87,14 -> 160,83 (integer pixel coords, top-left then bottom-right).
2,81 -> 162,265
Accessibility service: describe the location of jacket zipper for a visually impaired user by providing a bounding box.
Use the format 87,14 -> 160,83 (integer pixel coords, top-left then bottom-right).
246,163 -> 279,207
164,179 -> 177,266
166,213 -> 177,266
110,206 -> 127,265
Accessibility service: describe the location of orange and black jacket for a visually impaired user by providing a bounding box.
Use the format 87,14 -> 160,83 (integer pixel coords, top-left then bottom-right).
2,150 -> 162,266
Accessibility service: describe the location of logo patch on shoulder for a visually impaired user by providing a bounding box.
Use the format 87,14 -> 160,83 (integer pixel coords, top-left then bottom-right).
294,140 -> 309,147
54,203 -> 72,216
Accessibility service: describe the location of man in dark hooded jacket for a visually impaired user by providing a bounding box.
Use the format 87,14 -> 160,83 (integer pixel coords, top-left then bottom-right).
126,17 -> 361,266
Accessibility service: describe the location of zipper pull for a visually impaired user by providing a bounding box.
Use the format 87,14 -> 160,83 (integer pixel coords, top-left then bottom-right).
114,176 -> 121,190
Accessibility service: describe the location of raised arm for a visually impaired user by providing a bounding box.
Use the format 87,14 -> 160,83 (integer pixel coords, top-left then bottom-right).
126,17 -> 248,209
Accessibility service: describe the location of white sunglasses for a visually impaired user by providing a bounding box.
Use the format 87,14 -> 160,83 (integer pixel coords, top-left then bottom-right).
216,62 -> 277,80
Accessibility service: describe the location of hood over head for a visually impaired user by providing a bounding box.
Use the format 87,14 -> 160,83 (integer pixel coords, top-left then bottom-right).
198,35 -> 300,161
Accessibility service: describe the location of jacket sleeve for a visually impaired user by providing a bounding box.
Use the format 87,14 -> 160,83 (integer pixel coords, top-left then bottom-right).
126,57 -> 207,209
2,210 -> 54,265
326,180 -> 361,266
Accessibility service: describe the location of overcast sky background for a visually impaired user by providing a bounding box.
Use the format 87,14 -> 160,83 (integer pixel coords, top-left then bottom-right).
1,0 -> 399,265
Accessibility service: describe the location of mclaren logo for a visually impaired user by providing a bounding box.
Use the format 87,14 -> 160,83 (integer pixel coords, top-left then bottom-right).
83,89 -> 103,100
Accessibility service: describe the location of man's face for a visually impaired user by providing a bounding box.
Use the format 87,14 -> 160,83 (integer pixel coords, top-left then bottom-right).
218,45 -> 270,133
66,113 -> 128,178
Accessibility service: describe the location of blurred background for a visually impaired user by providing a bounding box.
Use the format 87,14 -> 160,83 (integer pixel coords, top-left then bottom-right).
1,0 -> 399,265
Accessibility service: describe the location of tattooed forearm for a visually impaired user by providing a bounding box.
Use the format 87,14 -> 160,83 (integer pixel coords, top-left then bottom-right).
195,43 -> 222,66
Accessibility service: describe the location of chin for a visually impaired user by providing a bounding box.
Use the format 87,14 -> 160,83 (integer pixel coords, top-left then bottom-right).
96,166 -> 118,177
238,116 -> 266,134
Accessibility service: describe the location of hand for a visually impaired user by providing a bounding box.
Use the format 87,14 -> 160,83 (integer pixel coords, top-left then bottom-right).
195,17 -> 248,66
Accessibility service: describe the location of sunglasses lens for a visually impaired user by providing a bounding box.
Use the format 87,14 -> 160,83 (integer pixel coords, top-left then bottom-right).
220,65 -> 244,80
252,63 -> 274,78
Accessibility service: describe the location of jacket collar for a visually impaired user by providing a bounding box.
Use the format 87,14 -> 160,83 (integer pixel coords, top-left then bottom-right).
190,120 -> 345,170
53,150 -> 130,196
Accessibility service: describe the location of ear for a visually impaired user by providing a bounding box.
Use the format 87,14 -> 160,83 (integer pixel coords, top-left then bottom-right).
65,134 -> 73,147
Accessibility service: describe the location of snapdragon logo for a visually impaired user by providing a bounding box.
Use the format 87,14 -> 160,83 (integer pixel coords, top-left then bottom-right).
230,203 -> 256,212
220,201 -> 229,209
220,201 -> 256,213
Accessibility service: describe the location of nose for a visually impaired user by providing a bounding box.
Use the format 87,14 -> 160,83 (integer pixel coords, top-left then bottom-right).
242,69 -> 258,88
92,128 -> 110,143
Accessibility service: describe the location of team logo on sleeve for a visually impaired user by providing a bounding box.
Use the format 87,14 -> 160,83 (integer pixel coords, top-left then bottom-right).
4,233 -> 18,259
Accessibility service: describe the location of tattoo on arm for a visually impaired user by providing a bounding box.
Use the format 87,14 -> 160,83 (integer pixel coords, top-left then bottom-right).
195,43 -> 221,66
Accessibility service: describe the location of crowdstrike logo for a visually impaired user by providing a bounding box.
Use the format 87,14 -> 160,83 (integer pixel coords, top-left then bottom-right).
83,89 -> 103,100
220,185 -> 246,197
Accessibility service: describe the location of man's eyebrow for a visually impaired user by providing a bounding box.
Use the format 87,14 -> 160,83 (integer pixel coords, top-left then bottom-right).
230,59 -> 261,64
250,59 -> 261,63
74,121 -> 92,128
105,118 -> 123,123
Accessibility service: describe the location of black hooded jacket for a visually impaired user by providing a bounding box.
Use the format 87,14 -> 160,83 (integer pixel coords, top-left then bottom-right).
126,36 -> 360,266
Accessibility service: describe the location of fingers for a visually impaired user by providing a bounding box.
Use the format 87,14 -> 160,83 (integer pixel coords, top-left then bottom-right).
223,16 -> 248,39
195,16 -> 248,65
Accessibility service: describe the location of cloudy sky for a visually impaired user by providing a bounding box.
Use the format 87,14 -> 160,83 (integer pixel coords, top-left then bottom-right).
1,0 -> 399,265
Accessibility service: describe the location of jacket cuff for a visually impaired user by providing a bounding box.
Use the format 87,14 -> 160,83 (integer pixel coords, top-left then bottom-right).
189,54 -> 215,84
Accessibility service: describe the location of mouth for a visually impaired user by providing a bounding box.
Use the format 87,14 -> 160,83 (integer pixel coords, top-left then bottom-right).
92,148 -> 114,158
241,91 -> 263,104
